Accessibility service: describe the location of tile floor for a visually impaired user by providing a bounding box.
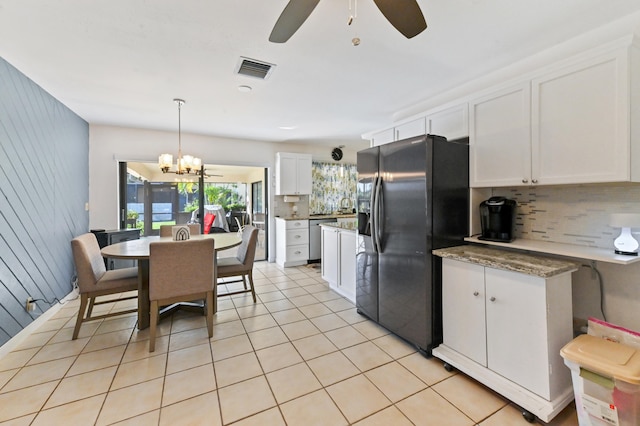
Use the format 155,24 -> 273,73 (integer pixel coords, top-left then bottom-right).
0,261 -> 579,425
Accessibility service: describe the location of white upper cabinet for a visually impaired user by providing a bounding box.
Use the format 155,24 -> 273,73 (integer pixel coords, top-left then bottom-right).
471,38 -> 640,187
275,152 -> 312,195
427,103 -> 469,141
394,117 -> 426,141
470,83 -> 532,187
371,128 -> 395,147
531,49 -> 631,185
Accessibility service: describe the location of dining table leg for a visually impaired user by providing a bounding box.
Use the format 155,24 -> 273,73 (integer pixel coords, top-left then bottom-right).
137,259 -> 150,330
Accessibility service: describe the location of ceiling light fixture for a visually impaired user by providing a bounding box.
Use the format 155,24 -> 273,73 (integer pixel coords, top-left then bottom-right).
238,85 -> 252,93
158,99 -> 202,175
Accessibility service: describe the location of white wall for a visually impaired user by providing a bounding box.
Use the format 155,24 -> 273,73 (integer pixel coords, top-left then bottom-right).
89,124 -> 368,260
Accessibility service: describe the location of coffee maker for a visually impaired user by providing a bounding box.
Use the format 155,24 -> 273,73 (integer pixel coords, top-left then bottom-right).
479,197 -> 517,242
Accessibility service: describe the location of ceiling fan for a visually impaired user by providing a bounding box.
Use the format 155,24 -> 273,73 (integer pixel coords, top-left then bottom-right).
269,0 -> 427,43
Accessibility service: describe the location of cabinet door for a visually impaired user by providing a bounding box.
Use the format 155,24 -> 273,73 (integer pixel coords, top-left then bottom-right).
371,128 -> 395,147
485,268 -> 549,399
395,118 -> 426,141
428,104 -> 468,140
469,83 -> 531,187
321,228 -> 338,285
441,259 -> 487,366
532,50 -> 628,184
338,231 -> 356,302
276,153 -> 298,195
296,154 -> 312,195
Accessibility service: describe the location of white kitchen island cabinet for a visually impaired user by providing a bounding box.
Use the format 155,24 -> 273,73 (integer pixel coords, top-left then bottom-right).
432,246 -> 579,423
275,152 -> 312,195
275,218 -> 309,267
321,224 -> 355,302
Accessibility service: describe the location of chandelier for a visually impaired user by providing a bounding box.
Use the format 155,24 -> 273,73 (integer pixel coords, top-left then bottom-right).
158,98 -> 202,175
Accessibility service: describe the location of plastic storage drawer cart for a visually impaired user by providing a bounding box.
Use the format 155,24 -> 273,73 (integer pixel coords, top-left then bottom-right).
561,334 -> 640,426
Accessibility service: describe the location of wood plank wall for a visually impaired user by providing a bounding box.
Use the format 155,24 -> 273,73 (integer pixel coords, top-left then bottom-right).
0,57 -> 89,346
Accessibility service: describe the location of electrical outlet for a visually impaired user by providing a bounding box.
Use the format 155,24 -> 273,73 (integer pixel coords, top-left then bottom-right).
25,297 -> 35,312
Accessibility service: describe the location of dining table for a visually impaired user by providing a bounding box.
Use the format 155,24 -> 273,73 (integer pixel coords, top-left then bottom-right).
101,232 -> 242,329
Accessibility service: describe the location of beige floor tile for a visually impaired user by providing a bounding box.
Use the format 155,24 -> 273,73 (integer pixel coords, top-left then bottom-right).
13,330 -> 55,350
353,406 -> 414,426
311,313 -> 350,332
95,315 -> 138,335
312,290 -> 343,302
44,366 -> 117,408
280,287 -> 310,298
281,319 -> 321,340
169,311 -> 206,333
372,333 -> 417,359
218,376 -> 276,424
304,283 -> 330,294
307,351 -> 360,386
0,368 -> 18,389
236,303 -> 270,319
0,381 -> 58,423
159,391 -> 222,426
257,290 -> 287,303
211,334 -> 253,361
112,410 -> 160,425
365,362 -> 428,402
0,413 -> 36,425
129,321 -> 172,342
211,320 -> 246,341
33,317 -> 69,333
398,352 -> 456,385
479,403 -> 531,425
96,378 -> 164,426
290,295 -> 320,308
68,344 -> 127,376
326,374 -> 392,423
241,313 -> 278,332
168,327 -> 212,352
432,374 -> 507,422
212,307 -> 240,324
337,308 -> 369,325
396,388 -> 474,426
214,352 -> 263,387
266,362 -> 322,403
162,364 -> 216,406
32,393 -> 105,426
27,337 -> 89,365
247,326 -> 289,350
122,337 -> 169,364
271,308 -> 306,325
323,298 -> 355,312
166,342 -> 212,375
2,356 -> 74,393
298,302 -> 334,318
324,325 -> 368,349
231,407 -> 285,426
292,334 -> 339,360
263,298 -> 297,312
0,348 -> 38,372
83,329 -> 132,353
280,389 -> 348,426
352,320 -> 391,340
255,342 -> 304,373
111,353 -> 167,390
342,341 -> 393,372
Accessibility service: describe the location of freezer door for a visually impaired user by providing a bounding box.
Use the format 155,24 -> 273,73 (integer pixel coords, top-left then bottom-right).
356,147 -> 379,321
378,136 -> 432,350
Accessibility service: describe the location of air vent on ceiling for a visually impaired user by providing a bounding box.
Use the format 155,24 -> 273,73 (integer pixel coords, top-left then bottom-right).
236,57 -> 276,80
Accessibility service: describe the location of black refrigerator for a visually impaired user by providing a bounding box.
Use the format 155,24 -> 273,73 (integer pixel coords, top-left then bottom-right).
356,134 -> 469,355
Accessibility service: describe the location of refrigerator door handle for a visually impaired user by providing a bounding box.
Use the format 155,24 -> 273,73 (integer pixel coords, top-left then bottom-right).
373,175 -> 383,253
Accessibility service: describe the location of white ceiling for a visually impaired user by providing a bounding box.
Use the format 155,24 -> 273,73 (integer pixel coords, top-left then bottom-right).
1,0 -> 640,148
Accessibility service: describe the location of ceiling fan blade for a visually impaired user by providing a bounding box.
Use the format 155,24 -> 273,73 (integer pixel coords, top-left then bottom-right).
373,0 -> 427,39
269,0 -> 320,43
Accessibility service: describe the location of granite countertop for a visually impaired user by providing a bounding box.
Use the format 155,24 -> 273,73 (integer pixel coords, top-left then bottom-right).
320,222 -> 357,231
432,245 -> 580,278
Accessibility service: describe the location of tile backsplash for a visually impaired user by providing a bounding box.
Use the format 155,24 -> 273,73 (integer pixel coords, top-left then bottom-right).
491,184 -> 640,249
310,162 -> 357,214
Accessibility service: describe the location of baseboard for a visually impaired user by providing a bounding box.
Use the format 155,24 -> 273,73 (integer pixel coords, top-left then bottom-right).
0,288 -> 79,360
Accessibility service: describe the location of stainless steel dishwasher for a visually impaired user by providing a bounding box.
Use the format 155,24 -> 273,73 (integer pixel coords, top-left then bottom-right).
308,218 -> 337,262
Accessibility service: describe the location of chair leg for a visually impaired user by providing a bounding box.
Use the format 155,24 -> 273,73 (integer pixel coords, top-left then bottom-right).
149,300 -> 159,352
72,294 -> 89,340
247,271 -> 257,303
242,275 -> 248,290
206,291 -> 214,338
86,296 -> 96,318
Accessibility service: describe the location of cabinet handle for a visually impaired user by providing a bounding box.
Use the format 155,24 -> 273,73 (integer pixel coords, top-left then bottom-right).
295,250 -> 301,254
522,178 -> 528,184
531,179 -> 538,184
295,235 -> 301,239
490,296 -> 496,302
473,291 -> 479,297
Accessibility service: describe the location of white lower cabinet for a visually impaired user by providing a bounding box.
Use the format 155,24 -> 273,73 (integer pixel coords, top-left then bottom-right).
433,258 -> 574,423
275,219 -> 309,267
321,227 -> 355,302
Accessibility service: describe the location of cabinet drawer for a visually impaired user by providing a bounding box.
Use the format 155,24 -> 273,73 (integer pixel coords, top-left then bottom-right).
286,229 -> 309,245
285,220 -> 308,230
286,245 -> 309,261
